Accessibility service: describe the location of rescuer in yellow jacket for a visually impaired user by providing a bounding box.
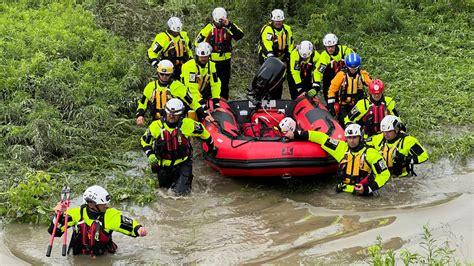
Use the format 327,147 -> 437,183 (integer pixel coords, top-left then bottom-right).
136,60 -> 213,126
48,185 -> 147,256
288,40 -> 320,100
147,17 -> 193,78
258,9 -> 294,99
181,42 -> 222,113
284,124 -> 391,195
195,7 -> 244,100
344,79 -> 399,136
367,115 -> 428,177
314,33 -> 354,103
327,53 -> 371,126
141,99 -> 217,195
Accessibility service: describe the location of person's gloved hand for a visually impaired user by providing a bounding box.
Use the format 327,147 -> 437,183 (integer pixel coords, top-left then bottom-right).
327,103 -> 336,116
307,88 -> 317,97
335,183 -> 346,193
148,154 -> 159,165
395,154 -> 413,165
151,59 -> 159,68
208,146 -> 218,156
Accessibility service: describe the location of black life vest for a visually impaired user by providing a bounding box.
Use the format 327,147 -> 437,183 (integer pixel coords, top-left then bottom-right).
69,206 -> 117,256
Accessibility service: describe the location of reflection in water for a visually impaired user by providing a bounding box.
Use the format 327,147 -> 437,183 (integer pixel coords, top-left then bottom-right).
3,159 -> 473,264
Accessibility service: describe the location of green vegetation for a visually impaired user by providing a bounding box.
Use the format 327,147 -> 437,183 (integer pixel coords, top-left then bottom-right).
368,225 -> 459,265
0,1 -> 472,223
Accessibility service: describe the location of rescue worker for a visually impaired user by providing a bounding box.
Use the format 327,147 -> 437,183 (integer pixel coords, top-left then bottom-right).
181,42 -> 222,114
344,79 -> 399,136
314,33 -> 354,103
288,40 -> 321,100
258,9 -> 294,99
48,185 -> 147,256
284,124 -> 390,195
367,115 -> 428,177
147,16 -> 192,78
327,53 -> 371,126
141,98 -> 217,196
136,60 -> 213,126
195,7 -> 244,100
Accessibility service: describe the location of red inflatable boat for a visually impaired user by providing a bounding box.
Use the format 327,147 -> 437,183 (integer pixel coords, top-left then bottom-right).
201,57 -> 345,178
202,96 -> 345,178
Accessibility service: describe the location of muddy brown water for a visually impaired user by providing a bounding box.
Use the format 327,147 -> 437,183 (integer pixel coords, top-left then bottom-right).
1,156 -> 473,265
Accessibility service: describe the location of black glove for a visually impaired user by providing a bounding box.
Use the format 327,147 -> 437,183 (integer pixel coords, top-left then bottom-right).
327,103 -> 336,116
208,146 -> 218,156
394,154 -> 413,165
151,164 -> 160,173
335,183 -> 345,193
212,98 -> 221,109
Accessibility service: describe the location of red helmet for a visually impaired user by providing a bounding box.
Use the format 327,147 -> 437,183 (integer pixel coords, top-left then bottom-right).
368,79 -> 385,94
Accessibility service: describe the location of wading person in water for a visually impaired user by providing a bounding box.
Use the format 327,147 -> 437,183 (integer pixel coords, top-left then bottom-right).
48,185 -> 147,256
284,123 -> 391,195
141,98 -> 217,196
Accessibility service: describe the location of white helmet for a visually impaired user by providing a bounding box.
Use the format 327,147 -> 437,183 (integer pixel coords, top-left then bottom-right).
196,42 -> 212,56
83,185 -> 110,204
212,7 -> 227,23
271,9 -> 285,21
167,17 -> 182,32
344,124 -> 363,137
165,98 -> 185,115
279,117 -> 296,132
381,115 -> 400,132
323,33 -> 338,46
298,41 -> 314,59
157,59 -> 174,74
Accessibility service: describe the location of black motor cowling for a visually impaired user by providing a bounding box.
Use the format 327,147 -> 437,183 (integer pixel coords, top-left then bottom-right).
247,57 -> 286,103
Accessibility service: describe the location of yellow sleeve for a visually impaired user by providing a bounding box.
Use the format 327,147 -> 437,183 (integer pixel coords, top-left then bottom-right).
385,97 -> 397,114
141,120 -> 162,151
366,148 -> 391,190
345,99 -> 369,124
195,24 -> 213,47
314,52 -> 331,83
104,208 -> 142,237
366,133 -> 384,150
328,72 -> 345,100
169,80 -> 200,110
260,25 -> 274,54
308,130 -> 348,162
400,136 -> 429,164
136,81 -> 155,116
181,118 -> 211,139
181,31 -> 193,59
210,62 -> 221,99
180,61 -> 202,103
147,32 -> 169,60
290,50 -> 302,85
285,24 -> 294,53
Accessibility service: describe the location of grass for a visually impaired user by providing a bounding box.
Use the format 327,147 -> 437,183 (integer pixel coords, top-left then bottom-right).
0,1 -> 472,223
368,224 -> 460,265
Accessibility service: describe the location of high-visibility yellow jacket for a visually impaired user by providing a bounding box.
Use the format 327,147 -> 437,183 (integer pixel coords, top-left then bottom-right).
136,79 -> 200,120
258,23 -> 294,61
180,59 -> 221,102
195,22 -> 244,62
367,132 -> 428,177
314,45 -> 353,83
147,30 -> 192,67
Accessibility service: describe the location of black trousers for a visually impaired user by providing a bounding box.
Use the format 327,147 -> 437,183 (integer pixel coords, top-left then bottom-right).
215,59 -> 231,100
157,159 -> 193,196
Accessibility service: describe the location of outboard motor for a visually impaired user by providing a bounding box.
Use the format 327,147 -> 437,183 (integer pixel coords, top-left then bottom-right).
247,57 -> 286,103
